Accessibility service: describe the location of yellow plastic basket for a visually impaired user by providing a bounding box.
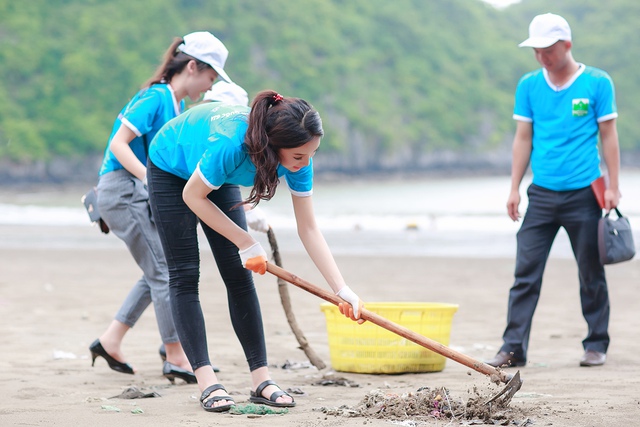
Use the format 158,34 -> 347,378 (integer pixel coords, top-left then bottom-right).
320,302 -> 458,374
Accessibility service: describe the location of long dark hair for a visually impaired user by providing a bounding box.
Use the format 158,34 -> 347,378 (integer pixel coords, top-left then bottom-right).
244,90 -> 324,206
142,37 -> 212,88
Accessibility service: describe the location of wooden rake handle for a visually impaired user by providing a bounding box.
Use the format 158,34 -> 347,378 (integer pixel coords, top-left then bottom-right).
265,262 -> 510,384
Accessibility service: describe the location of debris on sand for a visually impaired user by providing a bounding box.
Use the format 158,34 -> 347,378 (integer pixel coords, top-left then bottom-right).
286,387 -> 307,396
312,372 -> 360,387
315,385 -> 535,425
280,359 -> 313,370
110,386 -> 161,399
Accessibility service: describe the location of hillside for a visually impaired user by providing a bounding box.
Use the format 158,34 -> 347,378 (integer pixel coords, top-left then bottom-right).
1,0 -> 638,182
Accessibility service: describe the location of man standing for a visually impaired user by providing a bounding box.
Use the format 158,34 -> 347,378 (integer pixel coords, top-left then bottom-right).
486,13 -> 620,368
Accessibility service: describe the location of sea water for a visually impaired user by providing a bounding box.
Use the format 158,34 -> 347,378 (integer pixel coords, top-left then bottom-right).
1,172 -> 639,258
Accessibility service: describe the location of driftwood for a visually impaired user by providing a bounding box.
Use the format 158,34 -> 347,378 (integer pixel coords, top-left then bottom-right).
266,227 -> 327,370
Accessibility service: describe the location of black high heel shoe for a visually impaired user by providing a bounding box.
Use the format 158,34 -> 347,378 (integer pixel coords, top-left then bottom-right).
159,344 -> 220,372
89,339 -> 134,375
163,361 -> 197,384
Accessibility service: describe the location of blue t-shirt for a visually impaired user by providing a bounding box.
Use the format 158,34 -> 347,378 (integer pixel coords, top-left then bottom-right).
99,84 -> 183,176
513,64 -> 618,191
148,102 -> 314,196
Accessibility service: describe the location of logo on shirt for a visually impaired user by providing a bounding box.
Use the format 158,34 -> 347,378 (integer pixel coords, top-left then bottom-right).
572,99 -> 589,117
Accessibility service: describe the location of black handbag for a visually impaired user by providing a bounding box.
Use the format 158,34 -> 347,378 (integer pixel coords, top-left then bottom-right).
598,208 -> 635,265
81,187 -> 110,234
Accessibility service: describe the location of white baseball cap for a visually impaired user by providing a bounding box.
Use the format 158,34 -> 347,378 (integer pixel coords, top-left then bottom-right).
203,81 -> 249,106
178,31 -> 232,83
519,13 -> 571,48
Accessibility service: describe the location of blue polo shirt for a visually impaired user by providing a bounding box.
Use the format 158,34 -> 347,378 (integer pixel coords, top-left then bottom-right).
99,84 -> 183,176
513,64 -> 617,191
148,102 -> 314,196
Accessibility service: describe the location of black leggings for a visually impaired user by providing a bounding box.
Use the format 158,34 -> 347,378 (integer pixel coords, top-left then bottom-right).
147,160 -> 267,371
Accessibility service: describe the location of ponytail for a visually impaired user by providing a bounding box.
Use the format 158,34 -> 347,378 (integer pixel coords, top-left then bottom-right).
244,90 -> 324,206
142,37 -> 211,88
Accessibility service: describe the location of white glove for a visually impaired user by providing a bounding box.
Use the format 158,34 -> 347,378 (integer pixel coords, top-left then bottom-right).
238,242 -> 268,274
336,285 -> 362,319
245,206 -> 269,233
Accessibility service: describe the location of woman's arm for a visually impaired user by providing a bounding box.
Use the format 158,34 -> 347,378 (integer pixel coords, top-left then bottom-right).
291,194 -> 345,293
109,125 -> 147,182
182,172 -> 256,250
292,194 -> 364,322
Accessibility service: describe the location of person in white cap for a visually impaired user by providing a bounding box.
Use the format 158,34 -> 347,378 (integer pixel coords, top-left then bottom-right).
486,13 -> 621,369
203,81 -> 249,106
90,31 -> 231,382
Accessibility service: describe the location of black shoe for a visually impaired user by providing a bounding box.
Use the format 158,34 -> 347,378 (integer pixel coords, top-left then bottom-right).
160,344 -> 220,372
485,351 -> 526,368
200,384 -> 235,412
163,361 -> 197,384
580,350 -> 606,367
89,339 -> 134,375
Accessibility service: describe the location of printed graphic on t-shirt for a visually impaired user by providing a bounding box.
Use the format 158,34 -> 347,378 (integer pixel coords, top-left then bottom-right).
572,98 -> 589,117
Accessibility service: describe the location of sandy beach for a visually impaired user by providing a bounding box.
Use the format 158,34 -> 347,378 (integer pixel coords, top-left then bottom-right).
1,223 -> 639,426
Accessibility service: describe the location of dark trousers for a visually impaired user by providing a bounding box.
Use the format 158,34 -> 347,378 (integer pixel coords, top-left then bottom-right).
501,184 -> 610,360
147,160 -> 267,371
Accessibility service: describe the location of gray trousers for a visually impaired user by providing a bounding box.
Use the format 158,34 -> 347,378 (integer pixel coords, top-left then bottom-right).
501,184 -> 609,360
97,169 -> 179,343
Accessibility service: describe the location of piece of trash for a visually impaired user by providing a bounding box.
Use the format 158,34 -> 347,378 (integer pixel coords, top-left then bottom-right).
229,403 -> 289,415
53,350 -> 77,360
286,387 -> 307,396
313,373 -> 360,388
313,404 -> 359,417
131,407 -> 144,414
101,405 -> 121,412
280,359 -> 312,370
110,386 -> 161,399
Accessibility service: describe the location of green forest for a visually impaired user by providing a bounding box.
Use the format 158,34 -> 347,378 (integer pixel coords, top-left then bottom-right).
1,0 -> 639,181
